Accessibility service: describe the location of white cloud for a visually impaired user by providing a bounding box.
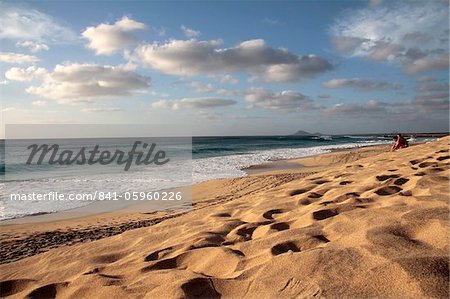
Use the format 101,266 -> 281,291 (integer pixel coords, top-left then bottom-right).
133,39 -> 333,82
331,1 -> 449,74
152,98 -> 236,110
0,52 -> 39,64
403,54 -> 449,75
263,17 -> 279,25
216,88 -> 241,97
325,100 -> 387,115
82,16 -> 146,55
83,107 -> 124,112
32,100 -> 47,106
181,25 -> 201,38
5,66 -> 47,81
220,74 -> 238,85
0,80 -> 8,85
322,78 -> 402,91
0,2 -> 76,42
244,88 -> 319,112
191,81 -> 216,93
16,41 -> 49,53
417,82 -> 449,93
411,93 -> 449,113
23,63 -> 150,102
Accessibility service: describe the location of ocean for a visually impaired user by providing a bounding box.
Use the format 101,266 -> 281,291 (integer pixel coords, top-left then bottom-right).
0,135 -> 433,220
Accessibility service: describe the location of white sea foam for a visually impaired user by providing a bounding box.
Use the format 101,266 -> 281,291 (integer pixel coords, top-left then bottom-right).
0,140 -> 392,220
192,141 -> 391,182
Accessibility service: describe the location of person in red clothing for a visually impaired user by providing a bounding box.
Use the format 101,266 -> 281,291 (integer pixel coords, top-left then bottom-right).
391,134 -> 409,151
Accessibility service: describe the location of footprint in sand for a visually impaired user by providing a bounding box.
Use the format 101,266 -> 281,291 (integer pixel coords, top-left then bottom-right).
418,162 -> 438,168
375,186 -> 402,196
262,209 -> 284,220
339,180 -> 353,185
270,222 -> 290,231
0,279 -> 36,297
142,256 -> 179,271
289,188 -> 312,196
333,192 -> 360,203
410,159 -> 424,165
313,179 -> 330,185
26,282 -> 69,299
436,155 -> 450,161
236,226 -> 257,240
376,174 -> 400,181
144,247 -> 244,279
271,242 -> 300,255
298,199 -> 312,205
191,233 -> 226,250
312,209 -> 339,220
308,192 -> 323,199
394,178 -> 409,186
144,247 -> 173,262
313,235 -> 330,243
181,278 -> 221,299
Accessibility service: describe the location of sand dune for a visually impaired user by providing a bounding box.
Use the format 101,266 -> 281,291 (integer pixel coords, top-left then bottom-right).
1,138 -> 449,298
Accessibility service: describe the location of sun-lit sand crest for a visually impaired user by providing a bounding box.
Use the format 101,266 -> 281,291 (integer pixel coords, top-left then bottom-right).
0,137 -> 449,298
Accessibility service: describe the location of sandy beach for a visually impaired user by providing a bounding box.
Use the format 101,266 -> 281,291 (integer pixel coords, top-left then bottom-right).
0,138 -> 449,298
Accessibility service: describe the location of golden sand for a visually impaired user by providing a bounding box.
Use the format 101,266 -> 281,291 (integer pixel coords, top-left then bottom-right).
0,138 -> 449,298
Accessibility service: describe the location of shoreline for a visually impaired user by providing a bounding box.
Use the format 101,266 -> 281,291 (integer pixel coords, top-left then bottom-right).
1,143 -> 390,225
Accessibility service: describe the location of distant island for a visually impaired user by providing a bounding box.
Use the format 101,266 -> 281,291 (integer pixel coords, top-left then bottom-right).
292,130 -> 321,136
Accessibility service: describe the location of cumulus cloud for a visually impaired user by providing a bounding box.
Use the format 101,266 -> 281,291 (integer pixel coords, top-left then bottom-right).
5,66 -> 47,81
19,63 -> 150,102
191,81 -> 217,93
411,93 -> 449,113
82,16 -> 147,55
325,100 -> 387,115
181,25 -> 200,38
16,41 -> 49,52
417,82 -> 449,93
0,52 -> 38,64
322,78 -> 402,91
133,39 -> 333,82
152,98 -> 236,110
220,74 -> 238,85
244,88 -> 319,112
0,2 -> 76,42
403,54 -> 449,74
83,107 -> 124,112
411,78 -> 449,113
331,1 -> 449,74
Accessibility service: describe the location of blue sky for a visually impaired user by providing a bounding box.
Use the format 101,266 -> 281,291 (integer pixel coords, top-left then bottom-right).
0,0 -> 448,137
